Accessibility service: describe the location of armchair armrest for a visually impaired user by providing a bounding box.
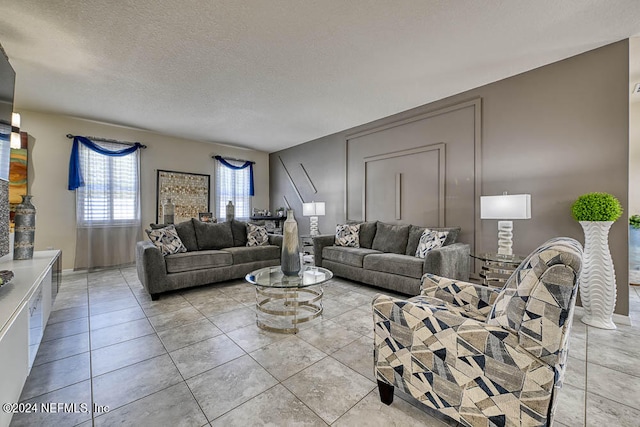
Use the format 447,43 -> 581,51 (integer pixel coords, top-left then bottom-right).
421,273 -> 500,319
135,241 -> 169,299
422,243 -> 470,281
312,234 -> 335,267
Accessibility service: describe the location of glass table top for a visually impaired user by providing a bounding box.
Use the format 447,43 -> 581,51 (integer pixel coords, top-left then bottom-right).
245,265 -> 333,288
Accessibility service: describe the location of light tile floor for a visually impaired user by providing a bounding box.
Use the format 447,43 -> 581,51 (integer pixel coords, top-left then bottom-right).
9,268 -> 640,426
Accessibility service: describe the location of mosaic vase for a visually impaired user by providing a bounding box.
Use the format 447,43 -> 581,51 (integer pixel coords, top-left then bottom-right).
14,194 -> 35,260
281,209 -> 300,276
579,221 -> 616,329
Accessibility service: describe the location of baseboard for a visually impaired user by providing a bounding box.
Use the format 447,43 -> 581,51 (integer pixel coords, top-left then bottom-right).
573,306 -> 632,326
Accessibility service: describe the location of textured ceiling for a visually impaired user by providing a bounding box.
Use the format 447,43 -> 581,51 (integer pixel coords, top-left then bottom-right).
0,1 -> 639,152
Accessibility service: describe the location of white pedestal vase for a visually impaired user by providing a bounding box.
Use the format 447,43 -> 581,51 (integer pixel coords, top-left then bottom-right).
579,221 -> 617,329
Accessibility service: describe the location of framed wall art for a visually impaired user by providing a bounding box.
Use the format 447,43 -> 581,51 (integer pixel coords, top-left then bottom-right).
156,169 -> 210,224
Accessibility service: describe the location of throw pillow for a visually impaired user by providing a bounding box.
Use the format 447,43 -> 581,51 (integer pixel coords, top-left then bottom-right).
145,225 -> 188,256
415,229 -> 449,258
149,219 -> 199,251
246,223 -> 269,247
335,223 -> 360,247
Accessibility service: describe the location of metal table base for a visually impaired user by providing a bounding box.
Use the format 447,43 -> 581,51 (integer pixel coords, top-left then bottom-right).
254,286 -> 323,334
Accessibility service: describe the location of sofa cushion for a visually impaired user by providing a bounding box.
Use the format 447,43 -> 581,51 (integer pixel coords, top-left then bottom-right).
222,245 -> 280,265
406,225 -> 461,256
363,253 -> 424,279
335,223 -> 360,247
230,219 -> 248,246
348,220 -> 378,249
193,220 -> 234,250
150,220 -> 199,252
165,250 -> 232,273
323,246 -> 381,268
247,223 -> 269,246
415,229 -> 449,258
372,222 -> 410,254
145,225 -> 187,256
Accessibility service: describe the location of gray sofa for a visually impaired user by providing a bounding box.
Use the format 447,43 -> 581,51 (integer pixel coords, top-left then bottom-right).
313,221 -> 469,295
136,219 -> 282,300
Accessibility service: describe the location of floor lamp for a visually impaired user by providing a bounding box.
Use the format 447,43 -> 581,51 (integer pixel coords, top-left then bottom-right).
480,194 -> 531,256
303,202 -> 325,236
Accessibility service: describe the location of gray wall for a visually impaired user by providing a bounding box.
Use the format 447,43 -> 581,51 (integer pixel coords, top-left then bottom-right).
271,40 -> 630,315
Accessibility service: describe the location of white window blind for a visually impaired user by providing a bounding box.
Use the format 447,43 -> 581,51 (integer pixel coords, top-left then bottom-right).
76,141 -> 140,227
216,159 -> 251,220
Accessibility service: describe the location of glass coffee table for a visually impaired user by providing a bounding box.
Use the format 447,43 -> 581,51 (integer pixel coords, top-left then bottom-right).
245,265 -> 333,334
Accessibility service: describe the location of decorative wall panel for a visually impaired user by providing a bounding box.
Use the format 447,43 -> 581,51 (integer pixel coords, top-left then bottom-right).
346,99 -> 481,253
363,144 -> 445,226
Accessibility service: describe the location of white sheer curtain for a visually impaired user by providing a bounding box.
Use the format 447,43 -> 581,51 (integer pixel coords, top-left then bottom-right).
215,159 -> 251,221
74,140 -> 141,270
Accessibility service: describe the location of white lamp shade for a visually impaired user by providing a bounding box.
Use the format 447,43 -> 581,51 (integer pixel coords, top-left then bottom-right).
480,194 -> 531,219
303,202 -> 325,216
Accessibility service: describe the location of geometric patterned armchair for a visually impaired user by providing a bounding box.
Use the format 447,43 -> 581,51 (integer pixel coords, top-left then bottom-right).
373,237 -> 582,427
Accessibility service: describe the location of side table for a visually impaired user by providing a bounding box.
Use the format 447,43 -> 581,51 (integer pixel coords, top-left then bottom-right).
471,252 -> 524,287
300,235 -> 314,265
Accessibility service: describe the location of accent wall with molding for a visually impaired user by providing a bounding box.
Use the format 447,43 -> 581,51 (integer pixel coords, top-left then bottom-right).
270,40 -> 630,316
20,111 -> 270,270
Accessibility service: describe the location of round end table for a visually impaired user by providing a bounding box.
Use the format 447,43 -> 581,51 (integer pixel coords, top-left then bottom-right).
245,265 -> 333,334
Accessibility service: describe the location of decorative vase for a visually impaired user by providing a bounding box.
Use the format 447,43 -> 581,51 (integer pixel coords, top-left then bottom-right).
579,221 -> 617,329
226,200 -> 235,222
281,209 -> 300,276
14,194 -> 36,260
163,198 -> 175,224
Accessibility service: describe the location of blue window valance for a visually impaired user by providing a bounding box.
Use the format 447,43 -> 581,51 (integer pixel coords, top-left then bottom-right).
68,136 -> 144,190
214,155 -> 255,196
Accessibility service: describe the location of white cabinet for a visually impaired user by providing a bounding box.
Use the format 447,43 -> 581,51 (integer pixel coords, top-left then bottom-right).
0,251 -> 61,427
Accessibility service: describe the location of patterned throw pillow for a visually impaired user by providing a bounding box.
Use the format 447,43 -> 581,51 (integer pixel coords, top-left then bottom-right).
145,225 -> 187,256
246,223 -> 269,247
415,229 -> 449,258
335,223 -> 360,248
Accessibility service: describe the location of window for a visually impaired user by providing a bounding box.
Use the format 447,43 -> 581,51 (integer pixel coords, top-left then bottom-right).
216,159 -> 251,220
76,141 -> 140,226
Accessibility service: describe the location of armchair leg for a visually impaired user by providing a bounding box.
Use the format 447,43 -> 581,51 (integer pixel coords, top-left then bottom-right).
150,293 -> 159,301
377,380 -> 394,405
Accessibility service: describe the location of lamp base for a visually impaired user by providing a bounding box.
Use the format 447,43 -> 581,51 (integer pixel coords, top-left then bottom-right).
497,220 -> 513,256
309,216 -> 319,236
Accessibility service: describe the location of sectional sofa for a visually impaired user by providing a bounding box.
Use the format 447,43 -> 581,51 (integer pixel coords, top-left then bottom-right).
313,221 -> 469,295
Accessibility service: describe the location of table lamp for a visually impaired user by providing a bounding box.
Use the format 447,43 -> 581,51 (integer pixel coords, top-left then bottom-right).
303,201 -> 325,236
480,194 -> 531,256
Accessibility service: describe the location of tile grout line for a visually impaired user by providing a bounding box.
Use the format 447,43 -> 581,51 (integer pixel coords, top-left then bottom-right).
85,273 -> 96,427
583,324 -> 588,427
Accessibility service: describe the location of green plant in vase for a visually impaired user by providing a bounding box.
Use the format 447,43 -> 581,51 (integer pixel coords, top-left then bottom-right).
630,214 -> 640,229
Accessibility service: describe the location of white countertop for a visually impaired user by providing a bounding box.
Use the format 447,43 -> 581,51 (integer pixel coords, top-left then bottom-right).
0,250 -> 61,336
